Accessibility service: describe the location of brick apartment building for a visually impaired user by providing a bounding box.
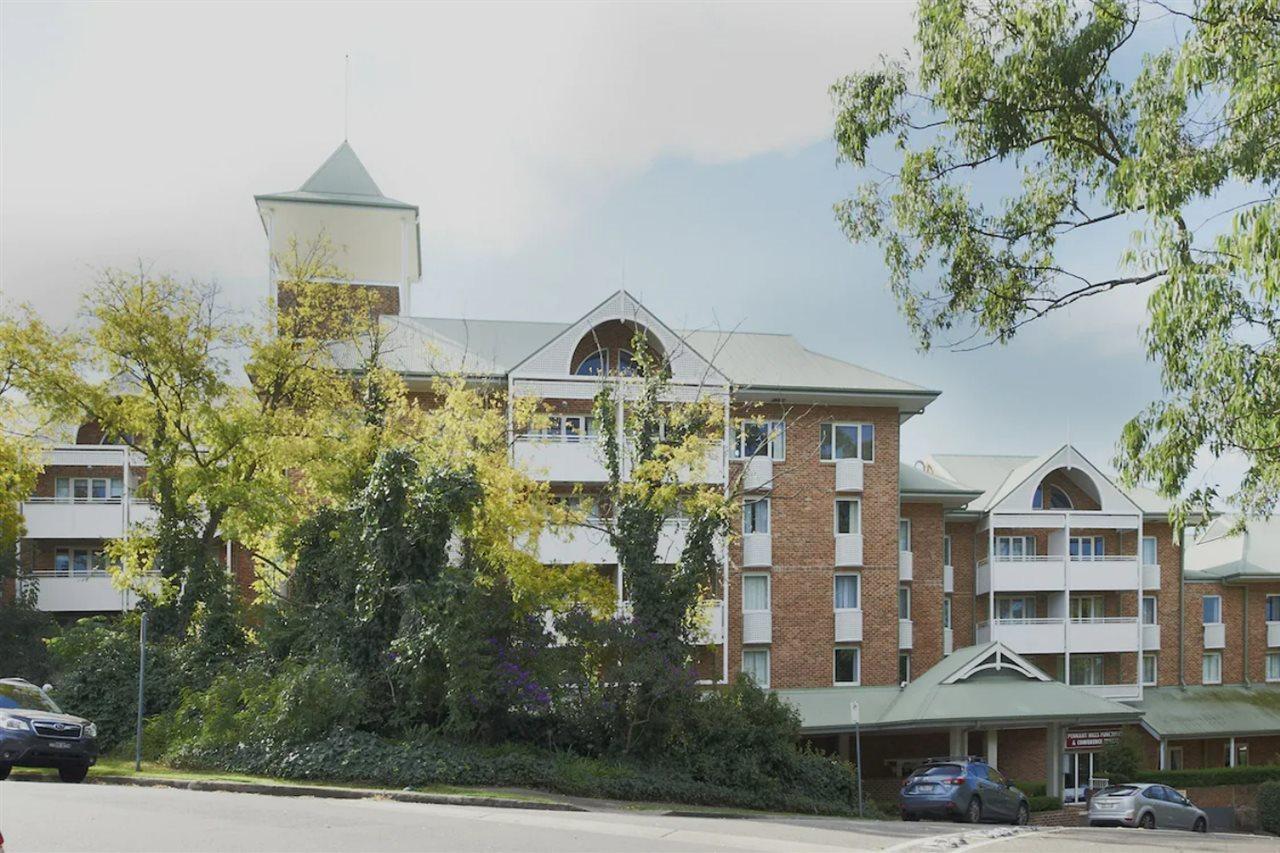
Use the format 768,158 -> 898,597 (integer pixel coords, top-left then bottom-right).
13,142 -> 1280,801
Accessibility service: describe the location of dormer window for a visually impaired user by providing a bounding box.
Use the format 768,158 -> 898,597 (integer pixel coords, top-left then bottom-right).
1033,484 -> 1073,509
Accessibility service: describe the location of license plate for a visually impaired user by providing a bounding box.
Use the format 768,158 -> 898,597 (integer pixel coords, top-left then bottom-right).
913,784 -> 939,794
49,741 -> 72,749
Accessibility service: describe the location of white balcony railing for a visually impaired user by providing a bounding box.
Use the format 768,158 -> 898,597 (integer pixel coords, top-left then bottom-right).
742,533 -> 771,567
20,498 -> 156,540
943,627 -> 954,655
537,526 -> 614,565
899,551 -> 913,582
743,610 -> 772,644
1204,622 -> 1226,649
1068,555 -> 1141,591
1142,623 -> 1161,650
1268,622 -> 1280,648
513,436 -> 609,483
18,570 -> 156,613
741,457 -> 772,492
978,618 -> 1066,654
1069,618 -> 1140,653
834,608 -> 863,643
943,564 -> 954,594
1142,563 -> 1161,590
976,555 -> 1066,595
834,459 -> 864,492
693,600 -> 726,646
835,533 -> 863,567
898,618 -> 913,649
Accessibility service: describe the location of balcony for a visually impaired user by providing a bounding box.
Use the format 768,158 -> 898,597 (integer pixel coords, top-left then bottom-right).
943,627 -> 954,655
742,533 -> 771,567
1204,622 -> 1226,649
834,459 -> 864,492
1142,623 -> 1161,650
741,457 -> 772,492
977,618 -> 1066,654
1268,622 -> 1280,648
20,499 -> 156,540
899,551 -> 913,582
513,436 -> 609,483
742,610 -> 771,644
1078,684 -> 1142,702
976,556 -> 1065,595
1070,618 -> 1140,653
1068,555 -> 1141,591
1142,563 -> 1161,590
693,600 -> 725,646
898,619 -> 913,649
537,526 -> 614,564
834,608 -> 863,643
943,564 -> 954,594
834,533 -> 863,567
18,571 -> 154,612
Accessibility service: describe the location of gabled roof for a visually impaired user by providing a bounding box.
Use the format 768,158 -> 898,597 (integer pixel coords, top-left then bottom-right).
255,141 -> 416,211
1136,685 -> 1280,738
899,463 -> 983,507
1185,515 -> 1280,581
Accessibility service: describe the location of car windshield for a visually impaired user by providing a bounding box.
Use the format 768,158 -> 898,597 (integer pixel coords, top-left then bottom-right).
0,682 -> 61,713
1097,786 -> 1138,797
916,764 -> 962,778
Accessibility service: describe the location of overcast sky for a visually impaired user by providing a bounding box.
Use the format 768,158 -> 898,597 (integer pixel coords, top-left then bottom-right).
0,1 -> 1242,495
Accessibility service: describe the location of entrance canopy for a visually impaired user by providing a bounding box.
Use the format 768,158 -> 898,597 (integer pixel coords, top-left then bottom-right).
777,642 -> 1143,735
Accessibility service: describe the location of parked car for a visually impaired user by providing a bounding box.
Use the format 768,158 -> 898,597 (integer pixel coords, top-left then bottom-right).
0,678 -> 99,783
1088,782 -> 1208,832
899,756 -> 1029,824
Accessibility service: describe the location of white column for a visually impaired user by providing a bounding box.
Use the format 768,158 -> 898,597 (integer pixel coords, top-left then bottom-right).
949,726 -> 966,757
1159,738 -> 1168,771
1229,736 -> 1237,767
1136,514 -> 1145,698
1045,724 -> 1063,798
986,729 -> 999,769
1063,515 -> 1072,683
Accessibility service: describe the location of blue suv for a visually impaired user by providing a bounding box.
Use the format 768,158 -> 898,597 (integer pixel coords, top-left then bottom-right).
899,756 -> 1029,824
0,678 -> 99,783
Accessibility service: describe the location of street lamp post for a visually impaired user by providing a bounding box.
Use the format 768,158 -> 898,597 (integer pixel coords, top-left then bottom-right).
851,701 -> 863,817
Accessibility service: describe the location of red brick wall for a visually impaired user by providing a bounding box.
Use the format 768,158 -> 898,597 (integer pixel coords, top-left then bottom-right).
947,521 -> 977,647
902,502 -> 944,673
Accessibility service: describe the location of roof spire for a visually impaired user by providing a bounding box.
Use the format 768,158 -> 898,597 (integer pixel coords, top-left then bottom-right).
344,53 -> 350,142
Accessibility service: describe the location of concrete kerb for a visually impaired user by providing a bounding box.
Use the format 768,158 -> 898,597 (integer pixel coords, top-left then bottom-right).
7,772 -> 589,813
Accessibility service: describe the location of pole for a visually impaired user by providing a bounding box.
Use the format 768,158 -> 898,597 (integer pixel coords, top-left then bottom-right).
134,611 -> 147,771
851,701 -> 863,817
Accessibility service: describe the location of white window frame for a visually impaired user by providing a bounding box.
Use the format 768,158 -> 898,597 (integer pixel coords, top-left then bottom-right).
942,595 -> 952,629
898,585 -> 911,620
55,547 -> 102,576
1266,594 -> 1280,623
742,648 -> 770,688
898,652 -> 911,684
1142,536 -> 1158,567
1069,654 -> 1104,686
1142,653 -> 1158,686
899,518 -> 911,552
1169,746 -> 1184,770
1033,483 -> 1074,510
574,348 -> 608,376
943,535 -> 953,568
743,498 -> 771,535
1142,595 -> 1158,625
1203,651 -> 1223,685
833,573 -> 860,611
734,419 -> 785,461
818,422 -> 874,463
833,646 -> 861,686
56,476 -> 117,503
1203,595 -> 1223,625
1070,594 -> 1104,621
995,536 -> 1036,558
1069,536 -> 1106,558
533,414 -> 598,442
742,573 -> 771,613
834,499 -> 861,535
1266,652 -> 1280,683
996,595 -> 1036,620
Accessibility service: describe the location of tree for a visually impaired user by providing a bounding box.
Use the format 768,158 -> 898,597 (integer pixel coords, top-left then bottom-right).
831,0 -> 1279,527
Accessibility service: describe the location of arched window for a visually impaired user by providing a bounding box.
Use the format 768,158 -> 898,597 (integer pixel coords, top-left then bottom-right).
1033,484 -> 1073,510
574,350 -> 607,376
615,349 -> 638,376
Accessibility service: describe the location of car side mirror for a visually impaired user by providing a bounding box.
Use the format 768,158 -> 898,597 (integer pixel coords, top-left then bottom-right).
42,683 -> 53,693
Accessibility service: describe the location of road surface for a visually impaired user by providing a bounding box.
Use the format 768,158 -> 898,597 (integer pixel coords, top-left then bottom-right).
0,780 -> 1274,852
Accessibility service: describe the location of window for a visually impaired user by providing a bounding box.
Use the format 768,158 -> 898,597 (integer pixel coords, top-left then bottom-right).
743,498 -> 770,535
1237,743 -> 1250,767
110,477 -> 124,499
943,535 -> 953,567
1033,484 -> 1073,509
614,349 -> 638,376
1069,536 -> 1106,558
819,422 -> 874,462
834,647 -> 860,685
1267,595 -> 1280,623
533,415 -> 597,442
55,476 -> 115,503
742,649 -> 770,687
1268,653 -> 1280,683
53,550 -> 71,575
899,519 -> 911,552
1143,653 -> 1158,686
898,585 -> 911,620
1203,651 -> 1222,684
55,548 -> 104,576
742,574 -> 770,612
1070,595 -> 1103,621
1169,746 -> 1184,771
835,499 -> 861,535
734,420 -> 785,460
55,478 -> 70,500
834,574 -> 860,610
898,653 -> 911,684
1142,536 -> 1158,566
995,536 -> 1036,558
996,596 -> 1035,620
1142,595 -> 1158,625
1069,654 -> 1104,685
1203,595 -> 1223,625
943,596 -> 952,629
574,349 -> 607,376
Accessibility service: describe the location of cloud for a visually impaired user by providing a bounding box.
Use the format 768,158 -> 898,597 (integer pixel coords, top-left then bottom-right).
0,1 -> 915,315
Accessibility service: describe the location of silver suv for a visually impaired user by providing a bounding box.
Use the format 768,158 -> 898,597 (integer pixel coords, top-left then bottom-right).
1088,782 -> 1208,832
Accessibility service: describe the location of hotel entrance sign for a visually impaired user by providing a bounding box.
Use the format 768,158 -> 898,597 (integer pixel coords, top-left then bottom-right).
1065,728 -> 1121,751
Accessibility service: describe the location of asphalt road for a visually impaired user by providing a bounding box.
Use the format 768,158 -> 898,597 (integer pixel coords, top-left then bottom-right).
1,780 -> 1275,852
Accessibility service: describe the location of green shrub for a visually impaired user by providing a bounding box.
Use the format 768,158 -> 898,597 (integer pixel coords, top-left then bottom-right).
1259,780 -> 1280,835
1013,779 -> 1047,797
1134,764 -> 1280,788
1028,795 -> 1063,813
1097,732 -> 1142,783
0,602 -> 57,682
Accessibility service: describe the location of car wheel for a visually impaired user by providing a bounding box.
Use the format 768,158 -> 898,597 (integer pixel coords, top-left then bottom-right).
1015,803 -> 1029,826
1193,817 -> 1207,833
1138,811 -> 1155,830
0,763 -> 10,781
903,813 -> 919,822
966,797 -> 982,824
58,764 -> 88,784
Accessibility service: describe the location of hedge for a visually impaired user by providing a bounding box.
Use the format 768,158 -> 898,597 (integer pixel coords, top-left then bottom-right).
166,729 -> 858,816
1259,780 -> 1280,835
1013,779 -> 1047,797
1028,795 -> 1063,813
1134,764 -> 1280,788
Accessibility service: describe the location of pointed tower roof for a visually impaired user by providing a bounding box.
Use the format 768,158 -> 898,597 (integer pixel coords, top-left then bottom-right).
255,141 -> 416,211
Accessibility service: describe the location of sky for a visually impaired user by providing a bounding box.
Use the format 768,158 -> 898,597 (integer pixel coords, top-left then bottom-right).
0,1 -> 1243,496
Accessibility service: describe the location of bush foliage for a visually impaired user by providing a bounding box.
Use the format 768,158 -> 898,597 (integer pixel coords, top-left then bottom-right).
1134,764 -> 1280,788
1258,780 -> 1280,835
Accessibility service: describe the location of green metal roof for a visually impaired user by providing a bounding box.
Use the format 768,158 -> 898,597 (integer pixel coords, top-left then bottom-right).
899,463 -> 983,507
776,642 -> 1142,733
1135,685 -> 1280,739
255,141 -> 416,211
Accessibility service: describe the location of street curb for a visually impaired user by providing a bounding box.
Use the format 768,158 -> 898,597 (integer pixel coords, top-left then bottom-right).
8,772 -> 588,813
